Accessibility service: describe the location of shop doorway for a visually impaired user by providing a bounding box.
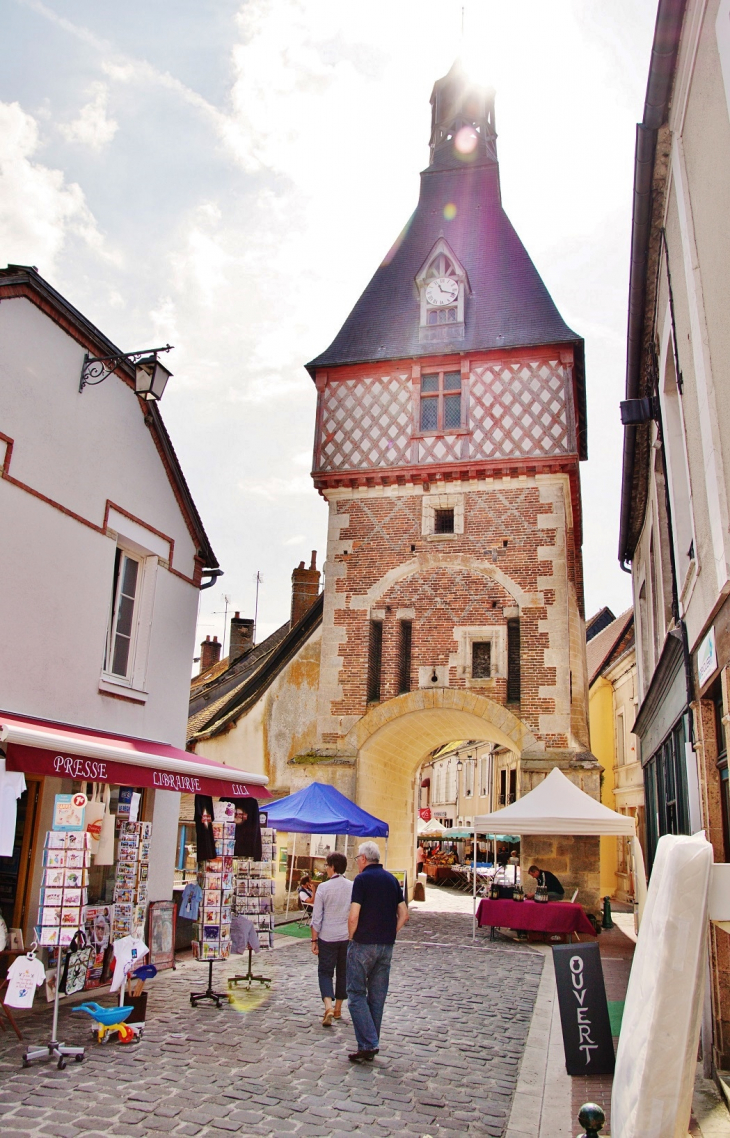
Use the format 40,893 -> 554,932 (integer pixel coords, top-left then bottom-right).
0,776 -> 42,938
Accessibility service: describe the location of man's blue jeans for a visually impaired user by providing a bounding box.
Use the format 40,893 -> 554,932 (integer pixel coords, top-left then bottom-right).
346,941 -> 393,1052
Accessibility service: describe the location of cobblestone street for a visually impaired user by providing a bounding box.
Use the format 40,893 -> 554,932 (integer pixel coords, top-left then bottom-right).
0,892 -> 543,1138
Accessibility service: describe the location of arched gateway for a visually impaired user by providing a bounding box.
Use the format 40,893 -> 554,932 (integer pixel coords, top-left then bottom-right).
189,63 -> 602,913
348,691 -> 536,871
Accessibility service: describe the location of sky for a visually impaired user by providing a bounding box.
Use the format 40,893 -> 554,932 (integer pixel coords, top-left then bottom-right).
0,0 -> 659,652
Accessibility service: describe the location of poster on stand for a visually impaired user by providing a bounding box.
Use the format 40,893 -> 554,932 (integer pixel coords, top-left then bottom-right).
148,900 -> 176,971
53,793 -> 87,831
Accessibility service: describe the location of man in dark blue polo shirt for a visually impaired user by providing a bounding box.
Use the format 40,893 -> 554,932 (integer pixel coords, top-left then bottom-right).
346,840 -> 409,1062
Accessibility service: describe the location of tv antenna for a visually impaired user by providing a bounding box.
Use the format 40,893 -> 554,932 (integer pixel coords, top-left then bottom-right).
253,572 -> 264,645
213,594 -> 232,656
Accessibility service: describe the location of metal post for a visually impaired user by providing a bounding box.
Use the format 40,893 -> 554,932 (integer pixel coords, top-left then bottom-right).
472,815 -> 478,940
50,944 -> 64,1045
285,832 -> 297,920
576,1103 -> 605,1136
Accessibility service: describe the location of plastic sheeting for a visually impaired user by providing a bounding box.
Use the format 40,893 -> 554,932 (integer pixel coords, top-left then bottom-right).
264,781 -> 388,837
611,832 -> 713,1138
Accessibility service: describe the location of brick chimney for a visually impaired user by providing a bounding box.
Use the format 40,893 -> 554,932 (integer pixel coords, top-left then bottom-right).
199,635 -> 222,674
230,612 -> 254,659
291,551 -> 320,626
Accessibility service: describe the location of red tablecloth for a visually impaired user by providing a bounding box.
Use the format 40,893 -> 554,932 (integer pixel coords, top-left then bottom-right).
476,897 -> 595,935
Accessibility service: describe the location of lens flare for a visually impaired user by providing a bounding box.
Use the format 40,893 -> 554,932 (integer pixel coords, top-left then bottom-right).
228,985 -> 273,1014
454,125 -> 478,155
443,203 -> 457,221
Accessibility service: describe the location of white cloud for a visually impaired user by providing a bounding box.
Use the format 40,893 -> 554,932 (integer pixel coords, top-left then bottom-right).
283,534 -> 306,546
59,83 -> 118,151
7,0 -> 655,637
0,100 -> 107,272
240,475 -> 313,499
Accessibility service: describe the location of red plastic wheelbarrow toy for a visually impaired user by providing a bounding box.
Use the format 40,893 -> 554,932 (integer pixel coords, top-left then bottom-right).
72,1002 -> 138,1044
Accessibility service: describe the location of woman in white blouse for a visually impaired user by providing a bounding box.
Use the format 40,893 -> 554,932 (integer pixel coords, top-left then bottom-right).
310,852 -> 353,1026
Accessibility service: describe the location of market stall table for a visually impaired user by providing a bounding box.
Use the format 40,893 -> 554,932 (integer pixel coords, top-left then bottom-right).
476,897 -> 595,941
424,863 -> 457,883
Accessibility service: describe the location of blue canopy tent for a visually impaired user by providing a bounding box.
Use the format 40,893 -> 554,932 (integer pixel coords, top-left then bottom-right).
266,782 -> 388,837
264,782 -> 389,917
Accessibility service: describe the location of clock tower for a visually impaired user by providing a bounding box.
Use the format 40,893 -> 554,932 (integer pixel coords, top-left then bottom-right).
305,62 -> 600,906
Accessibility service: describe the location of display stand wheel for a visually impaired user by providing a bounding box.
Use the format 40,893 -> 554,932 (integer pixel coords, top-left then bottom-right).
190,960 -> 228,1008
227,947 -> 271,991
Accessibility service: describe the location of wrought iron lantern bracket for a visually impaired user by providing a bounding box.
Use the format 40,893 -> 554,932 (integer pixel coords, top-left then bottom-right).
79,344 -> 173,394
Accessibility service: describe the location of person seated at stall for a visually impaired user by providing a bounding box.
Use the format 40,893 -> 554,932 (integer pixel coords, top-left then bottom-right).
298,873 -> 315,915
416,845 -> 426,874
527,865 -> 565,901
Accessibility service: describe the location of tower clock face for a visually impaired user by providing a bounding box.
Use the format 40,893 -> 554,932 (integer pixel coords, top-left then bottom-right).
425,277 -> 459,306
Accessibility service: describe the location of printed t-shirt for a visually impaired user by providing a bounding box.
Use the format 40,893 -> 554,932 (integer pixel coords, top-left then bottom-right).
230,914 -> 260,954
179,883 -> 203,920
351,864 -> 404,945
5,954 -> 46,1008
110,936 -> 149,993
0,771 -> 26,857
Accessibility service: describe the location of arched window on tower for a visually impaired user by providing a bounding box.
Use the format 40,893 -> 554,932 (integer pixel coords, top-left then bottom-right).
415,238 -> 468,344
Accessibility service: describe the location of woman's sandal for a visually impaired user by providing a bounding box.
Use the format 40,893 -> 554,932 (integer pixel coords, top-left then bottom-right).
322,1009 -> 334,1027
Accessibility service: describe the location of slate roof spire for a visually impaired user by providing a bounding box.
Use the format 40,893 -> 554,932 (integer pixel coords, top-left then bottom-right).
306,65 -> 586,456
429,60 -> 498,170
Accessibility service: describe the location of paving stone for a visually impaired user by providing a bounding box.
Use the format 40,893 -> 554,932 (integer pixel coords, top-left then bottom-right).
0,895 -> 541,1138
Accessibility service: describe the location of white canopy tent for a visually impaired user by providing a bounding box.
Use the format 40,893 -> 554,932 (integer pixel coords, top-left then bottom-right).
418,817 -> 445,835
472,767 -> 648,933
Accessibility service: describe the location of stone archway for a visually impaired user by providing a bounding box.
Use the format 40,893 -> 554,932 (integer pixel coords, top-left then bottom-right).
344,689 -> 539,873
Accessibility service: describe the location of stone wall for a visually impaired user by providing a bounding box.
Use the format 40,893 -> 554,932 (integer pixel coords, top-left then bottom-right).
520,834 -> 600,915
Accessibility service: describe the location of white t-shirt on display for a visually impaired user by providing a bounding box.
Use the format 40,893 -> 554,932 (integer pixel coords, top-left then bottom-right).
110,936 -> 149,993
0,771 -> 26,857
5,954 -> 46,1008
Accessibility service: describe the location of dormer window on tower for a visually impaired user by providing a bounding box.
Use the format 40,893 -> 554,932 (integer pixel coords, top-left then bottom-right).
416,239 -> 468,344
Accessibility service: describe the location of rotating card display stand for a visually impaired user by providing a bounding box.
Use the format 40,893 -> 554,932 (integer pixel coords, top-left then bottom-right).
190,849 -> 233,1009
190,960 -> 228,1008
22,935 -> 85,1070
228,946 -> 271,991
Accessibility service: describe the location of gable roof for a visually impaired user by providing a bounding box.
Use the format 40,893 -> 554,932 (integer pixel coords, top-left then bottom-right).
586,608 -> 634,686
306,71 -> 586,458
188,593 -> 324,744
586,606 -> 616,642
0,264 -> 218,571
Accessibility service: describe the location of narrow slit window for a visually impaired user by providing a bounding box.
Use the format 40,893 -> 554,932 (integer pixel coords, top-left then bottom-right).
471,641 -> 491,679
398,621 -> 412,694
507,618 -> 521,701
434,508 -> 455,534
367,621 -> 383,703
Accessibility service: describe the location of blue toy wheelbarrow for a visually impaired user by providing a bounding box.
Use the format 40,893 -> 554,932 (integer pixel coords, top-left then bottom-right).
72,1002 -> 138,1044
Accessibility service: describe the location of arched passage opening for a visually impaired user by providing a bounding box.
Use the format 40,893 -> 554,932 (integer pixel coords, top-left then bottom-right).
345,690 -> 538,874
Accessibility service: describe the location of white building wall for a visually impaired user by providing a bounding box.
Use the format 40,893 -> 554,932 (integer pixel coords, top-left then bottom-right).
0,295 -> 201,747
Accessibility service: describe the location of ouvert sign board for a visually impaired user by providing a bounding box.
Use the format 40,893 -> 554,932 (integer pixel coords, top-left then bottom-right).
552,943 -> 615,1075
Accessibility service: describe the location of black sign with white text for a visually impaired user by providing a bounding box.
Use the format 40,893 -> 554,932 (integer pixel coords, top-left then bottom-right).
552,942 -> 615,1075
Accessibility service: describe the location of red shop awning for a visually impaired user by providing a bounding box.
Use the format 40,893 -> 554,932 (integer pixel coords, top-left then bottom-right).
0,710 -> 271,800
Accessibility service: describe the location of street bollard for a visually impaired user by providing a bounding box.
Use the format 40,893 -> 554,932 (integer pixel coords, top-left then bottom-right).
602,895 -> 615,930
577,1102 -> 605,1137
